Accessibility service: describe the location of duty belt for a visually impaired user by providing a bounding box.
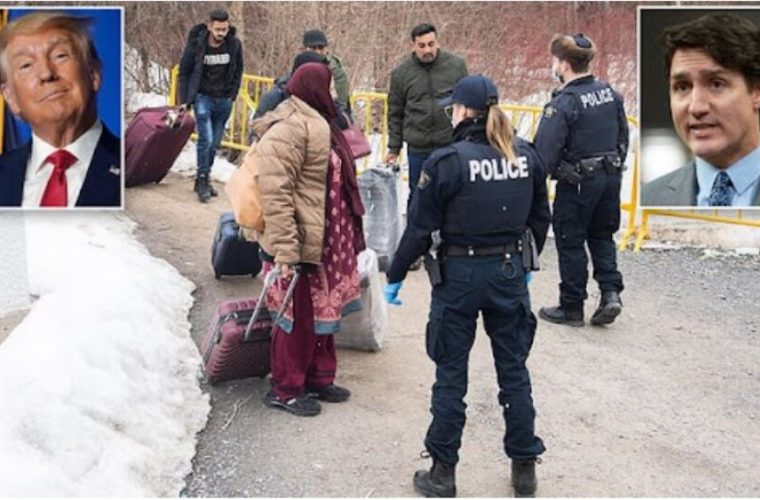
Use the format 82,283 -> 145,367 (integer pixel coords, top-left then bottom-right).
443,241 -> 521,257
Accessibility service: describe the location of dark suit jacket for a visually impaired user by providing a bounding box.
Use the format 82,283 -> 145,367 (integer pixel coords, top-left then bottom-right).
641,162 -> 760,207
0,126 -> 121,208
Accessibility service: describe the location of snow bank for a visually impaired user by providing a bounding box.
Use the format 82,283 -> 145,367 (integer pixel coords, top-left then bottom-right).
0,212 -> 209,496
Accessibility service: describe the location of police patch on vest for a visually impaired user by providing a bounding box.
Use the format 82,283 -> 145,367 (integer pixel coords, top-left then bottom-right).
544,105 -> 556,118
418,170 -> 431,190
580,88 -> 614,108
468,157 -> 529,182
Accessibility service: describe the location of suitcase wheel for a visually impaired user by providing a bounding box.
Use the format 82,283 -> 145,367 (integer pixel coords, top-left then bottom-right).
214,273 -> 221,280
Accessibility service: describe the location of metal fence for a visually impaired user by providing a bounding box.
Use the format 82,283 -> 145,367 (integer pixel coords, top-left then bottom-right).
169,69 -> 760,251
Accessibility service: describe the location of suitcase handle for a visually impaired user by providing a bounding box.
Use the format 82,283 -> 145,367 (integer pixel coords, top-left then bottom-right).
243,266 -> 301,341
165,107 -> 192,130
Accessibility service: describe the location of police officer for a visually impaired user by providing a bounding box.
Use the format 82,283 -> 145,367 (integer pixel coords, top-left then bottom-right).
534,33 -> 628,327
383,75 -> 550,498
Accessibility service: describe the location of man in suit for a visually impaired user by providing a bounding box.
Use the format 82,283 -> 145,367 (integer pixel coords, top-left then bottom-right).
0,11 -> 120,208
642,13 -> 760,207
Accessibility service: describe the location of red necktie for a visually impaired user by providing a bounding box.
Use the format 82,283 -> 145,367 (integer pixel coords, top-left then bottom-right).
40,149 -> 78,207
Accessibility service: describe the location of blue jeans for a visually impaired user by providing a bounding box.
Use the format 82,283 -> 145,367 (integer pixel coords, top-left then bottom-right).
194,94 -> 233,176
424,254 -> 546,464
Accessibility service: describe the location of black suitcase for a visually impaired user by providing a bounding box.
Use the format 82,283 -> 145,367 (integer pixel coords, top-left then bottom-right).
211,212 -> 262,279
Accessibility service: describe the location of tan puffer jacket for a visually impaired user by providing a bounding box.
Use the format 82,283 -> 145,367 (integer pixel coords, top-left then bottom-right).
250,96 -> 331,265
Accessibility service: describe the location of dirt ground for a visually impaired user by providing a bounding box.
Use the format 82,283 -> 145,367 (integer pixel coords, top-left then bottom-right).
125,172 -> 760,497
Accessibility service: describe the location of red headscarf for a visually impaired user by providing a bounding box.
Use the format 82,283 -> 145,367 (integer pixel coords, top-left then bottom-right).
286,63 -> 364,219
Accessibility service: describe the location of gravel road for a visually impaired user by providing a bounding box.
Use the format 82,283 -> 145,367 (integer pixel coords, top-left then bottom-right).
126,172 -> 760,497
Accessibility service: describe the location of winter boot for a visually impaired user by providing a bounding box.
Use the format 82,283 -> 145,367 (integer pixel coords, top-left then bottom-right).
538,305 -> 584,327
511,458 -> 538,497
195,173 -> 212,203
413,457 -> 456,497
590,291 -> 622,326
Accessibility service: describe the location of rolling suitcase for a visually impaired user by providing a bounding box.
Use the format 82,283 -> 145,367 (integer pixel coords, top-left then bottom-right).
211,212 -> 262,279
201,268 -> 300,384
125,106 -> 195,187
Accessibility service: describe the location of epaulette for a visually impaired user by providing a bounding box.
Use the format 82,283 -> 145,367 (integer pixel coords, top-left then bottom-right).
426,146 -> 458,166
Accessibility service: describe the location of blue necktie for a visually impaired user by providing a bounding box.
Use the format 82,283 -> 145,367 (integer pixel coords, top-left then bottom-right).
707,171 -> 734,206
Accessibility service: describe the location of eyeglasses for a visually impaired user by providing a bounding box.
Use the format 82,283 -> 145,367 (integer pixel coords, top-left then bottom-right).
444,105 -> 455,119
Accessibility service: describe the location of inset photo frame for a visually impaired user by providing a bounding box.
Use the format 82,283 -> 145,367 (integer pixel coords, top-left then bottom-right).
639,7 -> 760,208
0,7 -> 123,209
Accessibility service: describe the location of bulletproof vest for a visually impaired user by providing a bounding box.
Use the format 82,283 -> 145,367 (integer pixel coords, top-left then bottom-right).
442,141 -> 533,238
562,80 -> 621,160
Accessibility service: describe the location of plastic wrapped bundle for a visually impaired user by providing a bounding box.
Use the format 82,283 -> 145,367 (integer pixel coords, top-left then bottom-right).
336,249 -> 386,352
358,166 -> 401,271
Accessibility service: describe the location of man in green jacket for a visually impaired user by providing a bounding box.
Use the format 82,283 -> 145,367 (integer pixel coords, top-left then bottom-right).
386,23 -> 468,197
302,29 -> 350,115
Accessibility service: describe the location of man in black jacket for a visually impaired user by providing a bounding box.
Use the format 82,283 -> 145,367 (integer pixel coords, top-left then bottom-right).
179,9 -> 243,202
386,23 -> 468,199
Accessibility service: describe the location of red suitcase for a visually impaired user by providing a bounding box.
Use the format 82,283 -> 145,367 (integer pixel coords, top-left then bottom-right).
125,106 -> 195,187
201,268 -> 299,384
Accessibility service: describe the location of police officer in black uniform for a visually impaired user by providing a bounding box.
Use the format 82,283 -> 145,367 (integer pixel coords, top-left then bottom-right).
383,75 -> 550,498
534,33 -> 629,327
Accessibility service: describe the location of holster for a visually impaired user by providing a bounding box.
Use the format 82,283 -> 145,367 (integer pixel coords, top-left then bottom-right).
424,251 -> 443,286
603,153 -> 624,174
521,230 -> 540,271
555,161 -> 584,185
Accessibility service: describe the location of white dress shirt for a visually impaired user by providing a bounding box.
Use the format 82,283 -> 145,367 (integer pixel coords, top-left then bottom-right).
22,120 -> 103,208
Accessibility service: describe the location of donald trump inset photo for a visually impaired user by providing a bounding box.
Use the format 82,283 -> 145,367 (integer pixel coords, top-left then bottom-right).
0,9 -> 122,209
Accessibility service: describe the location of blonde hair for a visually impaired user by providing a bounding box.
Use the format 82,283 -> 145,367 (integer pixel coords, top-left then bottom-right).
0,12 -> 101,84
484,105 -> 518,164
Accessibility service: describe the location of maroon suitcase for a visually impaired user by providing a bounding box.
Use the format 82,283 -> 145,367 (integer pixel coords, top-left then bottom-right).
125,106 -> 195,187
201,269 -> 299,384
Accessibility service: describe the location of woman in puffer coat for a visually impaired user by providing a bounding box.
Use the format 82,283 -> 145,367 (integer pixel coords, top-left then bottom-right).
250,62 -> 365,417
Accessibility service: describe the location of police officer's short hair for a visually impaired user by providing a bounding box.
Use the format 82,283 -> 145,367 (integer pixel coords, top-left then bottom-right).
550,33 -> 595,73
209,9 -> 229,23
411,23 -> 436,41
662,13 -> 760,88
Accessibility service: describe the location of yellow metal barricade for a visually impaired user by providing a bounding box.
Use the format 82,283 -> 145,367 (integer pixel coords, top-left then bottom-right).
634,209 -> 760,251
350,91 -> 388,172
169,66 -> 273,153
500,105 -> 640,251
168,71 -> 647,249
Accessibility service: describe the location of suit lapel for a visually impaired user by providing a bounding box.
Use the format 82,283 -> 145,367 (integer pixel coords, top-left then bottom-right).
76,127 -> 122,207
0,141 -> 32,206
666,162 -> 699,206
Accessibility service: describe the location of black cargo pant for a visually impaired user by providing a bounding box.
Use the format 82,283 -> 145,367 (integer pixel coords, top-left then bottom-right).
552,169 -> 624,312
423,253 -> 546,465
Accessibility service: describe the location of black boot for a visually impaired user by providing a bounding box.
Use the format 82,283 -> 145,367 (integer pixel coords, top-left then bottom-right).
590,291 -> 622,326
413,458 -> 456,497
538,305 -> 584,327
195,173 -> 212,203
511,458 -> 538,497
208,181 -> 219,197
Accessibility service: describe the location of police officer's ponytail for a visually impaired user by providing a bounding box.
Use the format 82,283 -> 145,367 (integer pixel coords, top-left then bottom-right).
485,105 -> 518,165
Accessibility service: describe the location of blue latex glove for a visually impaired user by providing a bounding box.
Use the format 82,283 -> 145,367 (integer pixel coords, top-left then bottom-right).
384,282 -> 403,305
525,271 -> 533,285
